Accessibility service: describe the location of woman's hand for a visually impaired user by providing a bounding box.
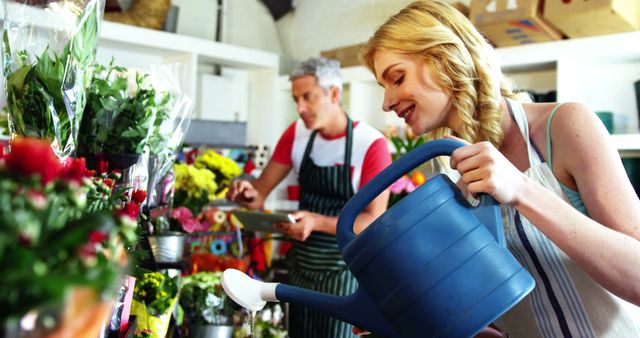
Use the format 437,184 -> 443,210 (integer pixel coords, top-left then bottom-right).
446,135 -> 527,205
273,210 -> 317,241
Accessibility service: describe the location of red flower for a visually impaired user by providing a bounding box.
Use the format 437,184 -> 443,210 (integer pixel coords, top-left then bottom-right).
61,157 -> 91,183
250,238 -> 266,272
131,189 -> 147,204
115,202 -> 141,220
98,159 -> 109,175
5,138 -> 62,184
88,230 -> 109,243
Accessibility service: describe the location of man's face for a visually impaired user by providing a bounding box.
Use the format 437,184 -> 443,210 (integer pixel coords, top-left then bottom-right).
291,75 -> 336,130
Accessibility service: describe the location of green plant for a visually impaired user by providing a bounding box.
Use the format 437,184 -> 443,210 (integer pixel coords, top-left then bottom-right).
77,59 -> 172,155
0,138 -> 138,323
2,1 -> 99,157
233,304 -> 287,338
180,272 -> 235,326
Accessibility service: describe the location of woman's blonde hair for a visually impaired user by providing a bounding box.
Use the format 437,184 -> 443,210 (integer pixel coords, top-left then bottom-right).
361,0 -> 517,146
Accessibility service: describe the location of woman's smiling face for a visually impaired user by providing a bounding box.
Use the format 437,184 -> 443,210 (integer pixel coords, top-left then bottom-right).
373,50 -> 453,135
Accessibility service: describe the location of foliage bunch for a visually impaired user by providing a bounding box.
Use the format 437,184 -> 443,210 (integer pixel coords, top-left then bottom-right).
2,1 -> 100,157
78,59 -> 172,155
133,271 -> 179,316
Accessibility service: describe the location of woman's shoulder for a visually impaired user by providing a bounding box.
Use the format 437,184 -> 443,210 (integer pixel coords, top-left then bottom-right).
523,101 -> 595,140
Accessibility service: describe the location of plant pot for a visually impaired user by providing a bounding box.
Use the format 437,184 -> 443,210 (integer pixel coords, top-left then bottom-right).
190,324 -> 234,338
80,152 -> 141,172
148,232 -> 186,263
105,153 -> 142,171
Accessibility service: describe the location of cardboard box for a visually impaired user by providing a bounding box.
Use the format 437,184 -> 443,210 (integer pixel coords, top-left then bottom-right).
320,44 -> 365,68
470,0 -> 563,47
544,0 -> 640,38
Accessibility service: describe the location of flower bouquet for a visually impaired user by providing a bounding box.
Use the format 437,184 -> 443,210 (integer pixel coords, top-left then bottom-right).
193,150 -> 242,199
77,59 -> 171,171
172,163 -> 218,214
0,138 -> 137,336
130,271 -> 180,338
385,126 -> 429,207
2,0 -> 104,158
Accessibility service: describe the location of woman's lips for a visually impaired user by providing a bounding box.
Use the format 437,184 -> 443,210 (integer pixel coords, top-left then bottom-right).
397,105 -> 415,124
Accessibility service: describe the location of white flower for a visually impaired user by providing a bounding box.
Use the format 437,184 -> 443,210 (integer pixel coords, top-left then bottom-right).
260,308 -> 272,322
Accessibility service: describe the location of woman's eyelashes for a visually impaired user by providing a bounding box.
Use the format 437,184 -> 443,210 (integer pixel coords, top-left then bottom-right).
393,74 -> 404,86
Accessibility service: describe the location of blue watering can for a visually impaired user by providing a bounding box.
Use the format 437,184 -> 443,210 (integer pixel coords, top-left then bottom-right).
222,139 -> 535,337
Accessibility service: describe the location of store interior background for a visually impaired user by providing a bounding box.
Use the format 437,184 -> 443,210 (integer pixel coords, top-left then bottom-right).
1,0 -> 639,205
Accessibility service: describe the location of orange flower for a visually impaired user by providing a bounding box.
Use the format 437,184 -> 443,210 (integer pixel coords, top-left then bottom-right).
410,171 -> 426,186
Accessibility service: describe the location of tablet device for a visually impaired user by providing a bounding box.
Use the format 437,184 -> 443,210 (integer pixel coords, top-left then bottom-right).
231,210 -> 296,233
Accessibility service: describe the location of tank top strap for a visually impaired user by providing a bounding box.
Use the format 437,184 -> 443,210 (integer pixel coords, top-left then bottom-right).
505,98 -> 543,167
545,103 -> 566,170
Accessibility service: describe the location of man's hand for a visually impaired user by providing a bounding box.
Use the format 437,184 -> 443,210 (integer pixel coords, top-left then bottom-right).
227,180 -> 258,206
274,210 -> 319,241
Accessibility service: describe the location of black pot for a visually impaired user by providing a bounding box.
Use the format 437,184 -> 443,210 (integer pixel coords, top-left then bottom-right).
79,152 -> 141,172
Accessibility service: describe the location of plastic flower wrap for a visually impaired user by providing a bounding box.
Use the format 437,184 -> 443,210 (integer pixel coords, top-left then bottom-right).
173,163 -> 218,214
0,138 -> 138,331
1,0 -> 105,158
145,63 -> 193,207
194,149 -> 241,198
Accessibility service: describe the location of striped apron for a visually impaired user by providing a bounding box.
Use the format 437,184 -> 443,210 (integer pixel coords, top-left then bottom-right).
496,99 -> 640,337
287,117 -> 358,338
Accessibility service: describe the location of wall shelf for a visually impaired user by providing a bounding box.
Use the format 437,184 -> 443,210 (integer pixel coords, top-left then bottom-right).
336,31 -> 640,155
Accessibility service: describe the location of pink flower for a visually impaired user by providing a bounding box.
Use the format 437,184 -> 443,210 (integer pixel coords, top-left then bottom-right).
180,218 -> 201,233
389,176 -> 416,194
171,207 -> 193,223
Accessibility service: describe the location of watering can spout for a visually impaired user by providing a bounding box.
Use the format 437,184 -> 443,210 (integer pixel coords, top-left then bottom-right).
221,269 -> 398,337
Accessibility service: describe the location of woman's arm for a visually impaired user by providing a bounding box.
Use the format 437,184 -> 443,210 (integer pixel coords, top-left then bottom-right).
449,103 -> 640,305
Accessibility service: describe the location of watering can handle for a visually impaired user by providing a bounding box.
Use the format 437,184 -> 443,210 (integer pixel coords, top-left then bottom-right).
337,139 -> 502,252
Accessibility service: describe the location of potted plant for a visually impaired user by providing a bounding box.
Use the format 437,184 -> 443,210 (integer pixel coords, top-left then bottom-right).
148,206 -> 208,263
179,271 -> 235,338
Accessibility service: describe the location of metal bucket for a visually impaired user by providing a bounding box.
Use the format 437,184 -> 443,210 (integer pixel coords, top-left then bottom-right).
148,232 -> 186,263
190,325 -> 234,338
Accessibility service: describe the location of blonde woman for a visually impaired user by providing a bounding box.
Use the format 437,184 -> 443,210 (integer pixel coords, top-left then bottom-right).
357,1 -> 640,337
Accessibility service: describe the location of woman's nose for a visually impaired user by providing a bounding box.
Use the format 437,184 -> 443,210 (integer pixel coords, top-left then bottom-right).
382,91 -> 396,112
